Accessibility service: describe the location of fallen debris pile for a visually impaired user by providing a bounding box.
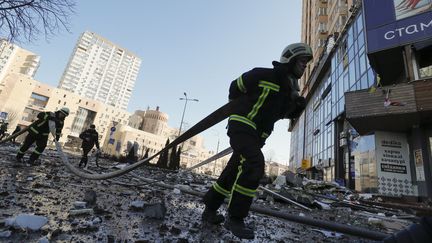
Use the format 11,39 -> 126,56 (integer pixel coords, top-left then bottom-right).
0,143 -> 426,242
258,172 -> 428,236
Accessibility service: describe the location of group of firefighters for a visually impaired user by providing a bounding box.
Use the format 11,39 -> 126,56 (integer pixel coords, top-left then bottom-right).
7,107 -> 100,167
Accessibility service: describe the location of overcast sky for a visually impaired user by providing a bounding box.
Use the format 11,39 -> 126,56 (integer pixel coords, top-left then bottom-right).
24,0 -> 303,165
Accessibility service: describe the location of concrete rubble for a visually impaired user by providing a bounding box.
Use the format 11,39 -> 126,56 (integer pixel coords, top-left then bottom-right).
0,143 -> 429,242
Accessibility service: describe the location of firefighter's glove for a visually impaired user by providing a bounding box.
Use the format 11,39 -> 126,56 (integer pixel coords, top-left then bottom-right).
285,96 -> 306,119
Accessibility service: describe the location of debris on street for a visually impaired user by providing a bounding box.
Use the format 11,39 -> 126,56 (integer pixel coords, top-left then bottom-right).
0,143 -> 428,242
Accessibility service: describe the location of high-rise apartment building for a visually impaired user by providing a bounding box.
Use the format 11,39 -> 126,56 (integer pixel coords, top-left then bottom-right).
300,0 -> 354,96
0,39 -> 40,81
58,31 -> 142,110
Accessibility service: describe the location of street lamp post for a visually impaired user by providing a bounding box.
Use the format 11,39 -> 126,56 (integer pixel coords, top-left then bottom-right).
212,129 -> 220,175
178,92 -> 198,136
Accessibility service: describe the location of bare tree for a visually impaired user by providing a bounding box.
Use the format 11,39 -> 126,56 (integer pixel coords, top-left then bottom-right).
0,0 -> 76,43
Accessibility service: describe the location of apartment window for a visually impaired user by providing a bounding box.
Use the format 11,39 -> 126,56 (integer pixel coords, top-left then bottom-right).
317,38 -> 326,48
318,7 -> 327,16
28,93 -> 49,108
318,22 -> 327,34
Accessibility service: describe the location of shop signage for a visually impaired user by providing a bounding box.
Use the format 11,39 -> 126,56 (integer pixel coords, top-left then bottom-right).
301,159 -> 311,169
363,0 -> 432,53
375,131 -> 417,196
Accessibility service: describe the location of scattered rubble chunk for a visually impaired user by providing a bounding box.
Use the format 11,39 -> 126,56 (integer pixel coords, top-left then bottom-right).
142,202 -> 167,219
73,201 -> 87,209
69,208 -> 94,216
272,175 -> 286,187
83,189 -> 97,205
38,236 -> 49,243
5,214 -> 48,231
130,200 -> 145,210
311,229 -> 343,239
0,230 -> 11,238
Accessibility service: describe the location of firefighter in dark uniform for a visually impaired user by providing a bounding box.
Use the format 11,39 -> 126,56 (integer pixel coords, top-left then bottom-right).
78,124 -> 100,168
16,107 -> 69,164
202,43 -> 313,239
0,121 -> 8,140
11,125 -> 21,143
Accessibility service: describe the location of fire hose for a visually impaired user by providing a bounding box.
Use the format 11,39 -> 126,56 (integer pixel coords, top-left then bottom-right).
49,101 -> 236,180
97,165 -> 390,241
0,125 -> 31,144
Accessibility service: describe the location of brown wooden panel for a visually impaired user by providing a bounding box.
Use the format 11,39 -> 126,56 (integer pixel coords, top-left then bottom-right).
346,83 -> 417,119
413,79 -> 432,112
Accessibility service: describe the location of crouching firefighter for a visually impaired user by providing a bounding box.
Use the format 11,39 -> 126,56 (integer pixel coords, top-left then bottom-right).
202,43 -> 312,239
16,107 -> 70,165
78,124 -> 100,168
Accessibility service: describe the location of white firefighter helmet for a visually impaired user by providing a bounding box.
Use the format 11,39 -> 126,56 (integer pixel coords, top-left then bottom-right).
280,43 -> 313,64
59,107 -> 70,116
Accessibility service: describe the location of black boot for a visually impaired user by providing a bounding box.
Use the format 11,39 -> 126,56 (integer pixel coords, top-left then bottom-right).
27,158 -> 40,166
201,208 -> 225,225
224,216 -> 254,239
14,155 -> 24,167
78,158 -> 84,167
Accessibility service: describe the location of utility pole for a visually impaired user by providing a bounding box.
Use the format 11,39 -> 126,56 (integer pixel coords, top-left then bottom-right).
178,92 -> 198,136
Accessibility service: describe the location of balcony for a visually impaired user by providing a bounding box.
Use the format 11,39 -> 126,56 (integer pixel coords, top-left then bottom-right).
345,79 -> 432,135
337,4 -> 348,14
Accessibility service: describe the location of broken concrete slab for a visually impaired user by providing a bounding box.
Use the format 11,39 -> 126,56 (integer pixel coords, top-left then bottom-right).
130,200 -> 145,210
5,214 -> 48,231
311,229 -> 343,239
69,208 -> 94,216
273,175 -> 287,187
142,202 -> 167,220
73,201 -> 87,209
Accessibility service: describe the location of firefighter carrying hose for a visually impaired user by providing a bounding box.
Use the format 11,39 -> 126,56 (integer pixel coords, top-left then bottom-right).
78,124 -> 100,168
16,107 -> 69,165
202,43 -> 313,239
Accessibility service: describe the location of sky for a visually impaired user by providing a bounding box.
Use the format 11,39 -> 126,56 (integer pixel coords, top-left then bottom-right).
24,0 -> 303,165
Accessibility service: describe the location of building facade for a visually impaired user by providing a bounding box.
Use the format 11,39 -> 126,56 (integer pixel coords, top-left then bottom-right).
291,0 -> 432,199
102,107 -> 230,176
0,40 -> 230,177
300,0 -> 355,95
58,31 -> 141,110
0,39 -> 40,82
0,72 -> 131,147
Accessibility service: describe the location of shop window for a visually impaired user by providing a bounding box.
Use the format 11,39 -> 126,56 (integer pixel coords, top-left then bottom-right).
337,38 -> 349,70
414,40 -> 432,79
359,53 -> 367,77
